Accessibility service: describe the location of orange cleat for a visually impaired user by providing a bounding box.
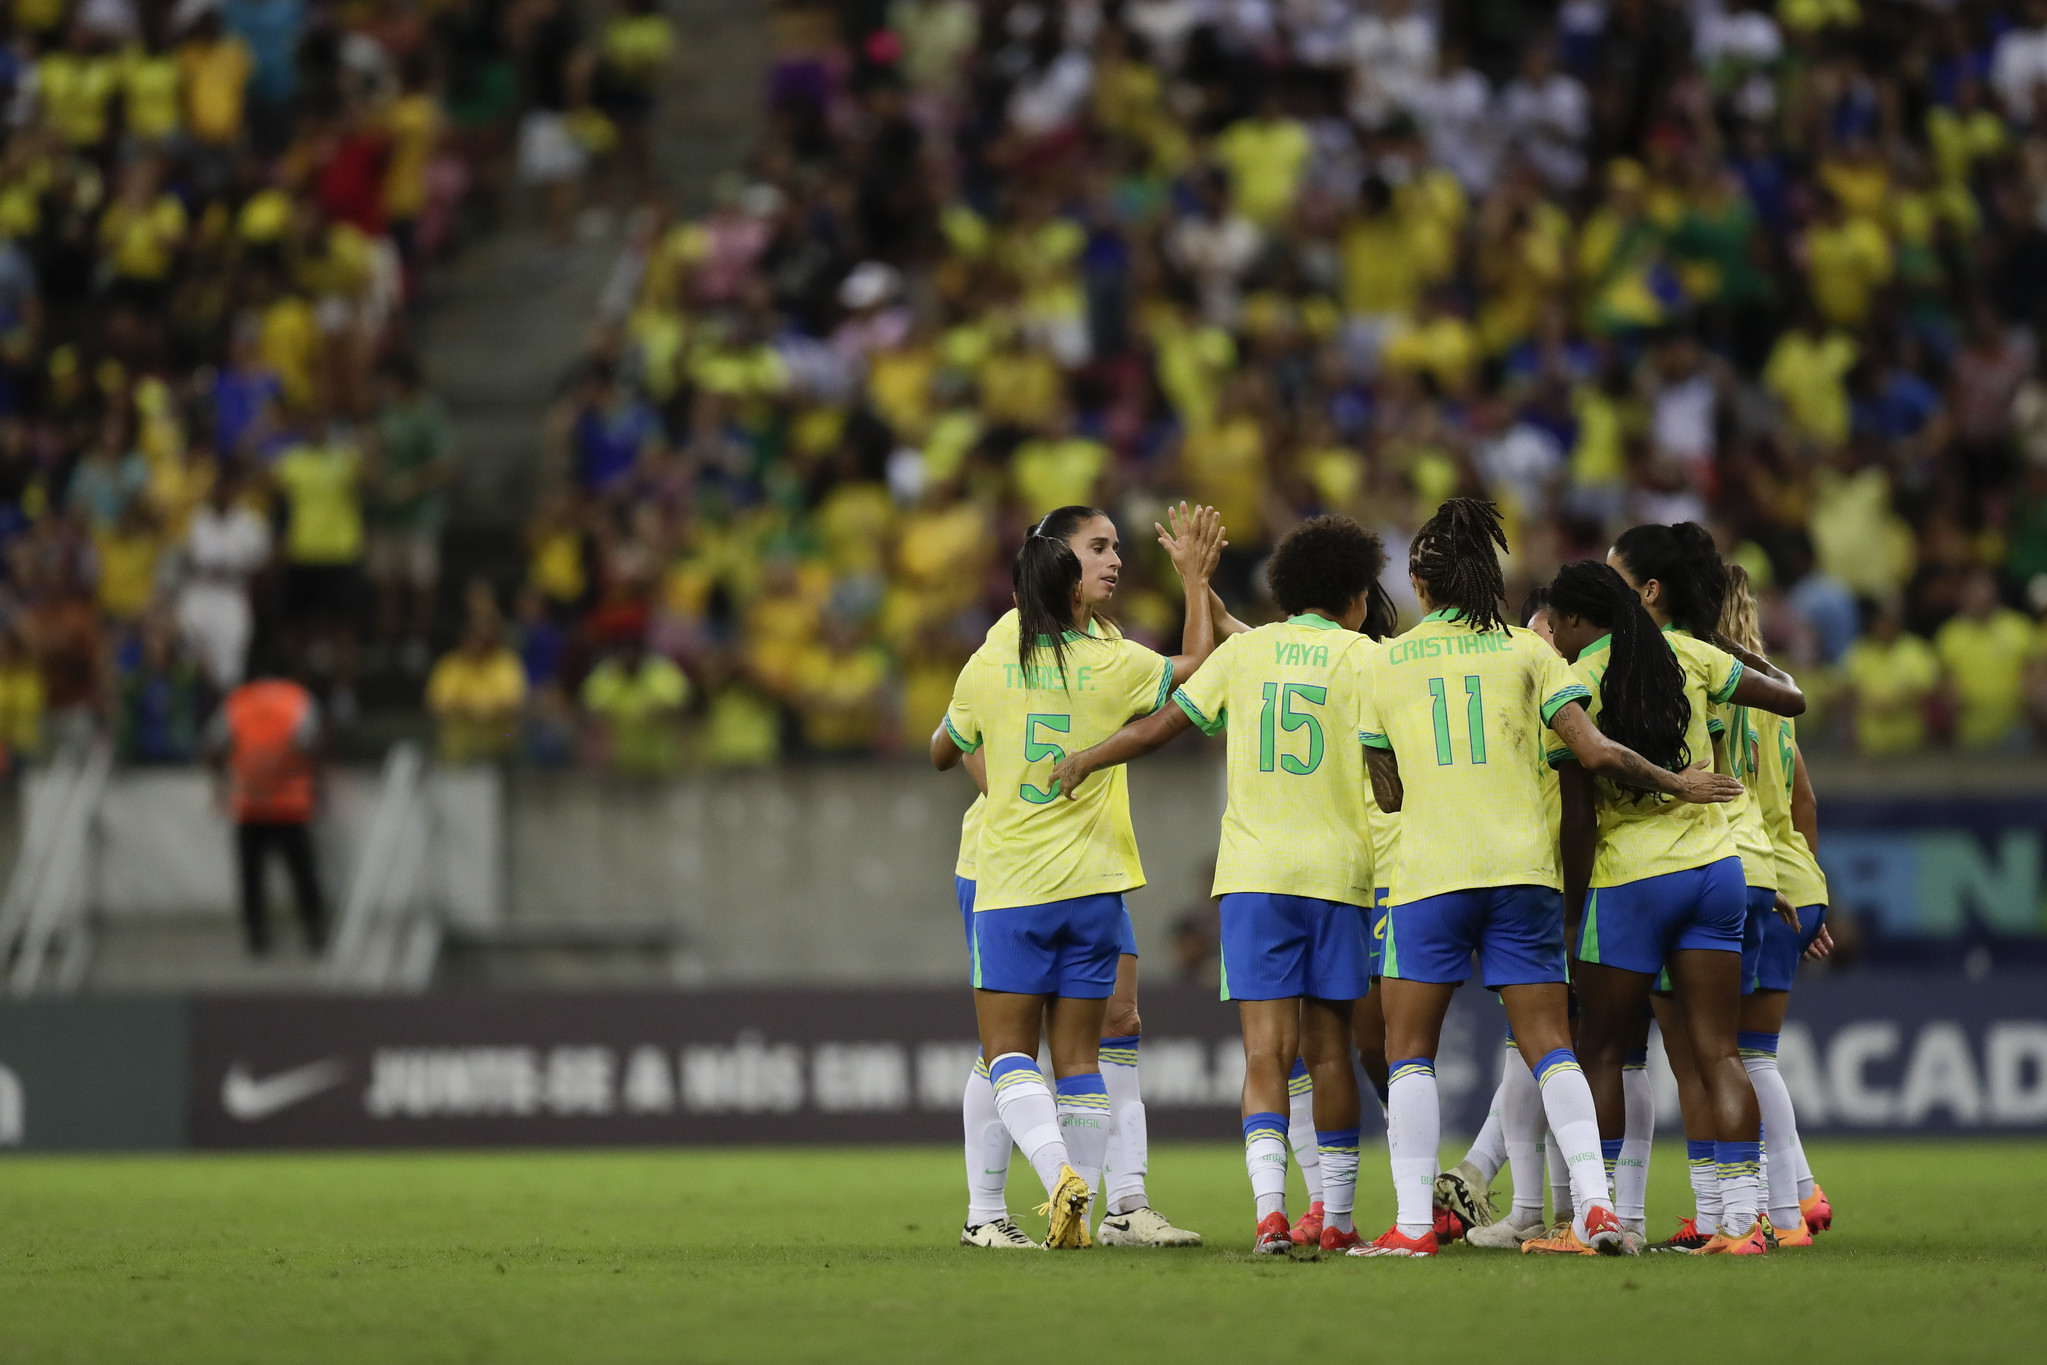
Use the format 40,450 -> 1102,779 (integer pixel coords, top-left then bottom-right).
1432,1205 -> 1468,1243
1319,1224 -> 1365,1254
1253,1211 -> 1293,1256
1801,1182 -> 1832,1234
1521,1219 -> 1596,1255
1771,1216 -> 1815,1248
1649,1217 -> 1714,1254
1699,1220 -> 1770,1255
1347,1224 -> 1439,1258
1290,1200 -> 1326,1245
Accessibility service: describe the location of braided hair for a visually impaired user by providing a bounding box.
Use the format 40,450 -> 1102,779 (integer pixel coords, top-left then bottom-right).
1013,504 -> 1110,687
1549,559 -> 1692,773
1408,497 -> 1509,634
1611,522 -> 1727,640
1267,514 -> 1399,639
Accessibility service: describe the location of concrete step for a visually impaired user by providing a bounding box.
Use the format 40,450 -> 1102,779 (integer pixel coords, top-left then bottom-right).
84,915 -> 329,995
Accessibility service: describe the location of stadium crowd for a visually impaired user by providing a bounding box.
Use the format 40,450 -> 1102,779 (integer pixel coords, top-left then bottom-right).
489,0 -> 2047,773
0,0 -> 671,770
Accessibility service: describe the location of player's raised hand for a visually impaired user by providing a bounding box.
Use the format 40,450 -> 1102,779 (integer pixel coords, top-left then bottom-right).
1157,502 -> 1226,584
1668,765 -> 1745,804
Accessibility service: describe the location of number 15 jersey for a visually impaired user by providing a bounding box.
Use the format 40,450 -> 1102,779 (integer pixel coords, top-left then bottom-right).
945,620 -> 1173,912
1173,615 -> 1376,905
1357,609 -> 1590,906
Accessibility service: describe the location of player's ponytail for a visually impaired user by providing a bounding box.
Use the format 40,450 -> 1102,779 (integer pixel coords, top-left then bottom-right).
1013,505 -> 1105,688
1719,564 -> 1763,654
1549,559 -> 1691,774
1408,497 -> 1509,634
1612,521 -> 1727,640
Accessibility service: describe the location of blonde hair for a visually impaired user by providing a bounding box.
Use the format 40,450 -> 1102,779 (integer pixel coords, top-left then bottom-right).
1719,564 -> 1763,654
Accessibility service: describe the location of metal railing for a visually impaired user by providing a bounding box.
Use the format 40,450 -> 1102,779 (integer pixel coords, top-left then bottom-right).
0,745 -> 112,996
322,742 -> 441,992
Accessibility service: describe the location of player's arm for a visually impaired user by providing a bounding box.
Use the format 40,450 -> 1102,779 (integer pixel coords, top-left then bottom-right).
1559,764 -> 1597,945
1207,586 -> 1254,639
964,746 -> 988,797
1157,502 -> 1227,685
1549,701 -> 1743,803
1050,704 -> 1194,799
1365,745 -> 1402,813
1719,638 -> 1806,717
930,719 -> 965,772
1790,741 -> 1818,855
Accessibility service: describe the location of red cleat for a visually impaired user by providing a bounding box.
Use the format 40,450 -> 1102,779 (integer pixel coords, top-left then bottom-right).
1432,1205 -> 1467,1243
1346,1224 -> 1439,1258
1290,1200 -> 1326,1245
1252,1211 -> 1292,1256
1801,1182 -> 1832,1234
1582,1204 -> 1629,1255
1319,1224 -> 1364,1253
1649,1217 -> 1714,1253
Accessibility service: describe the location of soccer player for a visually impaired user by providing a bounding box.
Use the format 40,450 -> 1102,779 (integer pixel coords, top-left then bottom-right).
1049,515 -> 1397,1254
1549,526 -> 1804,1257
933,503 -> 1223,1248
1349,499 -> 1742,1259
1723,565 -> 1834,1245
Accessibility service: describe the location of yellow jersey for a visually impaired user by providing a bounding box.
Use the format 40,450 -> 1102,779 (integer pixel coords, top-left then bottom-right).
1172,615 -> 1375,905
1357,610 -> 1591,905
944,618 -> 1173,912
1754,712 -> 1827,908
956,795 -> 982,879
1367,794 -> 1399,895
1716,700 -> 1778,890
1554,629 -> 1741,888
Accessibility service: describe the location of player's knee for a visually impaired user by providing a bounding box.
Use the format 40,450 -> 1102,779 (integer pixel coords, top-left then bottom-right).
1102,1005 -> 1141,1040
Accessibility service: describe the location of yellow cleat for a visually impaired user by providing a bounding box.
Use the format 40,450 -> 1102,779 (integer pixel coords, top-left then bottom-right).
1521,1220 -> 1597,1256
1771,1216 -> 1815,1248
1037,1165 -> 1094,1250
1698,1220 -> 1770,1255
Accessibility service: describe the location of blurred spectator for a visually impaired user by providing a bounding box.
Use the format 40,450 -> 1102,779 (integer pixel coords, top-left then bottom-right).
205,654 -> 325,955
1842,597 -> 1941,756
426,616 -> 526,763
272,407 -> 366,720
1936,568 -> 2037,749
176,474 -> 270,692
0,627 -> 47,773
116,614 -> 203,763
367,353 -> 456,673
580,632 -> 685,773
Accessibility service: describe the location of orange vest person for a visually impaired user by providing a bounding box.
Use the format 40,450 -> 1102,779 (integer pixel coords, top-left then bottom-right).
206,669 -> 327,955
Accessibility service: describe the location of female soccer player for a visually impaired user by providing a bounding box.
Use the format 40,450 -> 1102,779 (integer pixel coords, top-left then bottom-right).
1048,515 -> 1397,1254
933,502 -> 1224,1248
1547,525 -> 1804,1256
1349,500 -> 1741,1258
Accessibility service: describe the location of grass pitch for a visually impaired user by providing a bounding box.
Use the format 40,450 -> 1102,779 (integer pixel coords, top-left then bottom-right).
1,1141 -> 2042,1363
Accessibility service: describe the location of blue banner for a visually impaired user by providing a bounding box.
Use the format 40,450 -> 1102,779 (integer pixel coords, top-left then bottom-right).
1820,799 -> 2047,962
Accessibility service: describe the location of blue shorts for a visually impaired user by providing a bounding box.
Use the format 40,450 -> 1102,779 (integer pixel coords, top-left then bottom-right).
1383,884 -> 1567,989
1367,888 -> 1390,979
1752,902 -> 1826,994
1219,893 -> 1371,1002
1578,856 -> 1746,977
1737,886 -> 1777,996
958,877 -> 1137,962
970,892 -> 1128,997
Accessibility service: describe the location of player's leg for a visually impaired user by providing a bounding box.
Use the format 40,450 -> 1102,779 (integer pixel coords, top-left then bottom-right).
1500,980 -> 1623,1253
1651,993 -> 1721,1252
1617,1020 -> 1654,1240
1437,1033 -> 1508,1238
957,877 -> 1029,1248
1239,996 -> 1304,1254
1667,946 -> 1765,1253
1357,889 -> 1392,1117
1744,899 -> 1828,1240
1563,957 -> 1657,1254
1098,952 -> 1147,1213
1286,1056 -> 1325,1241
1545,1131 -> 1572,1225
1301,996 -> 1361,1247
1466,1035 -> 1547,1246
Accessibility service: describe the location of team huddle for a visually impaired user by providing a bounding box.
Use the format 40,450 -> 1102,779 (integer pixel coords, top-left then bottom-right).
930,496 -> 1835,1258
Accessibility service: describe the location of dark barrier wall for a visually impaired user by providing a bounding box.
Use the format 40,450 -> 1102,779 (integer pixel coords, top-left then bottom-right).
1821,799 -> 2047,963
4,976 -> 2044,1151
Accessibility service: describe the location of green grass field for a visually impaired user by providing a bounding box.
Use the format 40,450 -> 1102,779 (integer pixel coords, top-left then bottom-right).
1,1141 -> 2042,1363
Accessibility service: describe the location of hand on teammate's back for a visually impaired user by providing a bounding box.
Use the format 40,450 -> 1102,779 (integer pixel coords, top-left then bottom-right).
1668,764 -> 1745,804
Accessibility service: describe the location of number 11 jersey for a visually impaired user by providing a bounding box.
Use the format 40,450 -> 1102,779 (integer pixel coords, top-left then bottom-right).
1173,615 -> 1377,905
1357,609 -> 1590,906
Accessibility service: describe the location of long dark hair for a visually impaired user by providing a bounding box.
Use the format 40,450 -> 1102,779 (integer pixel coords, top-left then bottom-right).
1267,514 -> 1399,639
1409,497 -> 1509,634
1014,505 -> 1108,687
1549,559 -> 1692,773
1611,522 -> 1727,640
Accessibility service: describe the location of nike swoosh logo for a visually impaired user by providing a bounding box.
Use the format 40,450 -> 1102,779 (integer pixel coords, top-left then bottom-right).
983,1168 -> 1009,1175
222,1058 -> 348,1121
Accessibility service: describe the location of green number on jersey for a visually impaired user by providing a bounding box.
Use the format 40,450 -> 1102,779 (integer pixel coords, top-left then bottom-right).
1020,713 -> 1070,804
1258,682 -> 1327,775
1426,675 -> 1487,765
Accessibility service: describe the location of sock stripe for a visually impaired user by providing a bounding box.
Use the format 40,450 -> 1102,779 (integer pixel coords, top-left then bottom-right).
988,1054 -> 1045,1096
1287,1058 -> 1314,1096
1389,1057 -> 1434,1084
1098,1035 -> 1140,1068
1621,1048 -> 1647,1070
1315,1126 -> 1361,1155
1532,1047 -> 1581,1087
973,1056 -> 989,1079
1054,1073 -> 1111,1109
1736,1030 -> 1780,1060
1242,1110 -> 1289,1145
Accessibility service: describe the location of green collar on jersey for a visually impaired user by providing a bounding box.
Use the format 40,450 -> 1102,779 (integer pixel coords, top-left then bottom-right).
1580,633 -> 1613,657
1030,616 -> 1108,647
1421,607 -> 1464,623
1286,612 -> 1344,630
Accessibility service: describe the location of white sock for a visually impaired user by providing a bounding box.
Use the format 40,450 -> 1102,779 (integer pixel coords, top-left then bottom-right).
989,1053 -> 1069,1196
1795,1139 -> 1815,1203
1387,1057 -> 1438,1238
1244,1110 -> 1290,1220
1100,1035 -> 1148,1215
1528,1048 -> 1612,1239
1743,1037 -> 1807,1229
1545,1131 -> 1572,1223
1287,1061 -> 1324,1206
1717,1139 -> 1761,1233
964,1056 -> 1009,1226
1687,1139 -> 1721,1231
1618,1058 -> 1653,1232
1500,1048 -> 1546,1226
1317,1126 -> 1362,1234
1464,1090 -> 1507,1184
1054,1073 -> 1111,1204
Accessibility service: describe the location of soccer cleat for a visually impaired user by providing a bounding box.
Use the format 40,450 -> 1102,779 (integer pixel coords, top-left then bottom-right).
1252,1211 -> 1293,1256
1521,1220 -> 1596,1256
1465,1216 -> 1545,1249
1096,1205 -> 1203,1247
1289,1200 -> 1326,1245
1318,1224 -> 1365,1254
1583,1205 -> 1630,1256
1699,1220 -> 1770,1255
1801,1182 -> 1833,1234
1648,1217 -> 1714,1254
960,1218 -> 1042,1249
1771,1216 -> 1815,1248
1037,1166 -> 1094,1250
1434,1161 -> 1498,1230
1432,1206 -> 1468,1243
1346,1224 -> 1439,1258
